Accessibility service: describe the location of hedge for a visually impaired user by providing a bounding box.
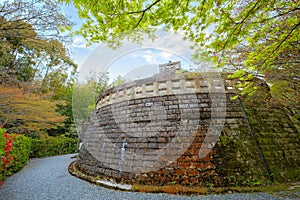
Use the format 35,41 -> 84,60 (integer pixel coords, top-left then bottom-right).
30,136 -> 78,158
7,134 -> 32,175
0,128 -> 14,183
1,130 -> 78,184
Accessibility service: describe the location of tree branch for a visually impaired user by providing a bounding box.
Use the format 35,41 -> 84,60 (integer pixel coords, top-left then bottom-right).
256,7 -> 300,24
222,0 -> 260,51
127,0 -> 161,15
133,11 -> 145,29
220,8 -> 237,25
199,0 -> 206,16
260,21 -> 300,67
125,0 -> 161,29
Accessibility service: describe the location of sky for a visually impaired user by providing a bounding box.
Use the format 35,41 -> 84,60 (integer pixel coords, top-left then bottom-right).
61,3 -> 212,83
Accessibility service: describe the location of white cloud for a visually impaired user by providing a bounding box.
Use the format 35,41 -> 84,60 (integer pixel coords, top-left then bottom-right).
75,30 -> 199,82
160,51 -> 173,59
142,50 -> 157,63
72,36 -> 88,49
126,48 -> 184,66
142,54 -> 155,63
142,31 -> 192,58
128,52 -> 139,59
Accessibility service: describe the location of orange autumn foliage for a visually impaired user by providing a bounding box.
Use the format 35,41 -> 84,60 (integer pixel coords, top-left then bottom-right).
0,84 -> 66,135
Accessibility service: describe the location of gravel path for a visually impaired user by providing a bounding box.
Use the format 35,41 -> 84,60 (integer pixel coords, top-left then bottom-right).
0,154 -> 289,200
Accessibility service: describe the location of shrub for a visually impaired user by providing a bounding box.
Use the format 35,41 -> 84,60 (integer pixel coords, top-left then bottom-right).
30,136 -> 77,158
1,129 -> 77,186
0,128 -> 14,184
7,134 -> 32,175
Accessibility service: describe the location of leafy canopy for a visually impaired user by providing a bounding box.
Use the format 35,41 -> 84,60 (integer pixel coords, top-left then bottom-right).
0,0 -> 78,136
62,0 -> 299,70
62,0 -> 299,126
62,0 -> 299,94
0,0 -> 77,85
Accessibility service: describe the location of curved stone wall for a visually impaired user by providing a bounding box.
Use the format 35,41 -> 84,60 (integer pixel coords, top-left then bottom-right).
96,72 -> 228,108
76,72 -> 300,187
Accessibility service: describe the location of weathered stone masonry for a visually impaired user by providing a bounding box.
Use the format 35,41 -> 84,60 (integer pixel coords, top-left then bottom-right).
76,71 -> 300,187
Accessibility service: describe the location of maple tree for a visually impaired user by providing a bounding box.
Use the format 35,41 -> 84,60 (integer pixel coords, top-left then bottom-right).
62,0 -> 299,126
62,0 -> 299,78
62,0 -> 299,70
0,0 -> 78,136
0,84 -> 66,136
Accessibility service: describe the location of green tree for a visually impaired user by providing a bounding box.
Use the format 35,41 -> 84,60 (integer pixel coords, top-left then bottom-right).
0,0 -> 77,84
44,74 -> 76,137
0,20 -> 76,86
0,0 -> 78,136
62,0 -> 299,71
0,0 -> 72,42
111,75 -> 125,87
73,72 -> 110,127
63,0 -> 299,126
